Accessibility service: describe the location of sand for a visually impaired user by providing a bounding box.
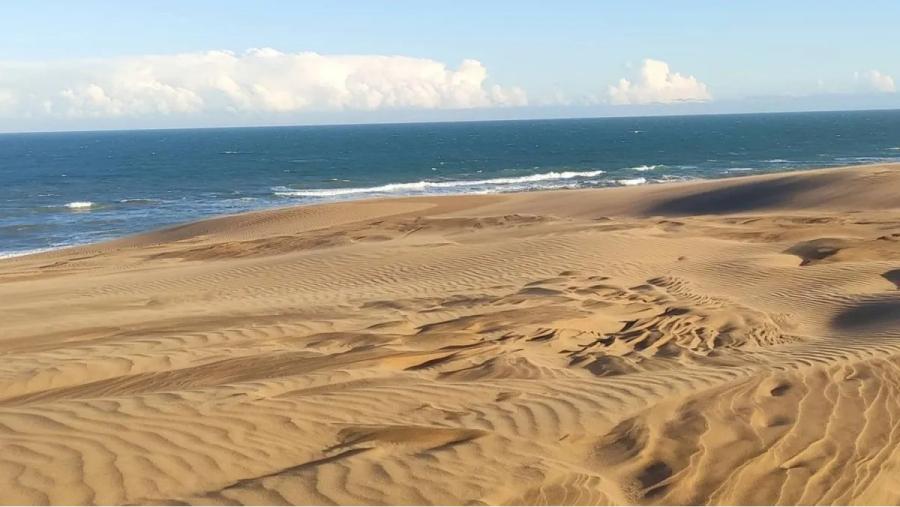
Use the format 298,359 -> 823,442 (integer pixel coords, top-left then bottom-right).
1,163 -> 899,505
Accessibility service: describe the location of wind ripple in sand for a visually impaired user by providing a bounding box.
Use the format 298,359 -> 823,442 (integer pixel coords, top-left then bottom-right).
2,164 -> 900,505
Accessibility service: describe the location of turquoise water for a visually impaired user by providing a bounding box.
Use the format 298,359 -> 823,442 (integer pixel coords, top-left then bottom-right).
2,110 -> 899,256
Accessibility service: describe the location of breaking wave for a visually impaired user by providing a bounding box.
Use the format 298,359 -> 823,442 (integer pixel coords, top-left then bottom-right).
273,170 -> 608,198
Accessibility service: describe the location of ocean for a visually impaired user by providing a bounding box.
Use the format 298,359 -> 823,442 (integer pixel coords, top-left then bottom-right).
2,110 -> 900,257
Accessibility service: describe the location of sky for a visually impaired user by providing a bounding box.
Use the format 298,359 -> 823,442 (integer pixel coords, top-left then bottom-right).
0,0 -> 898,132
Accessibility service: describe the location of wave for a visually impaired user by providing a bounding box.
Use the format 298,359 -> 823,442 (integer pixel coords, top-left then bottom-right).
834,156 -> 899,162
273,170 -> 607,198
65,201 -> 94,209
0,247 -> 59,260
630,164 -> 658,171
654,174 -> 701,183
119,198 -> 159,204
616,177 -> 647,186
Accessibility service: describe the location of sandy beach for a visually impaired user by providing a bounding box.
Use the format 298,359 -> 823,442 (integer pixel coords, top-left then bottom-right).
1,163 -> 899,505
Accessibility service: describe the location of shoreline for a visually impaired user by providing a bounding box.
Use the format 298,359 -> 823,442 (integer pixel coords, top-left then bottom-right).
4,162 -> 898,262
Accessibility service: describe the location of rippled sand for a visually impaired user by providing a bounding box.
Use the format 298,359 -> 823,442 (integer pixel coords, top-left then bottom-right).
2,164 -> 899,505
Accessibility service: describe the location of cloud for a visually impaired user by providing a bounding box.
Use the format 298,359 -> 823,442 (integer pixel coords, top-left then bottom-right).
0,49 -> 527,120
608,58 -> 711,105
858,70 -> 896,93
0,89 -> 15,113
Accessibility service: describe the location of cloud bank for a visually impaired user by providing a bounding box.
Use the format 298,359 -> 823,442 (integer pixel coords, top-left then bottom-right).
608,59 -> 711,105
858,69 -> 896,93
0,49 -> 527,120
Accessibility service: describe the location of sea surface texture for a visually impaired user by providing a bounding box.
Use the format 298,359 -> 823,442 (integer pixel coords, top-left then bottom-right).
2,110 -> 899,256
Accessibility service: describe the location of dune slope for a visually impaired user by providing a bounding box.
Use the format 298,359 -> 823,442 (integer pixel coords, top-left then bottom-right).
1,164 -> 900,505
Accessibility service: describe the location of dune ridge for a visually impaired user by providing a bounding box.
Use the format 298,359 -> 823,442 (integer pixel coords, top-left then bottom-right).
1,163 -> 899,505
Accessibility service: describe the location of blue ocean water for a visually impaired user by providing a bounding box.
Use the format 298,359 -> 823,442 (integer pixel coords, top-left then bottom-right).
2,110 -> 900,257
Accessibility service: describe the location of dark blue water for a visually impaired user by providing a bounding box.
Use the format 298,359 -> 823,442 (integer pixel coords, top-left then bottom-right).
2,110 -> 900,257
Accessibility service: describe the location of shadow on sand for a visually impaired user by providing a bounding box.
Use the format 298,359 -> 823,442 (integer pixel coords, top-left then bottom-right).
647,173 -> 840,215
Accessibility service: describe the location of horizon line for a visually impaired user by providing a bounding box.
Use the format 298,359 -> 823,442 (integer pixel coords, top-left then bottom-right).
2,106 -> 899,136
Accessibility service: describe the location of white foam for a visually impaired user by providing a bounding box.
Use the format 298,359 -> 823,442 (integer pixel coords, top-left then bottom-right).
630,164 -> 658,172
835,156 -> 890,162
0,247 -> 58,260
654,174 -> 701,183
65,201 -> 94,209
119,198 -> 158,204
273,170 -> 607,197
616,177 -> 647,186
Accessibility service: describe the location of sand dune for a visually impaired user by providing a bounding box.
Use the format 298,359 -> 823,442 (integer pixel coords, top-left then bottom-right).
1,163 -> 899,505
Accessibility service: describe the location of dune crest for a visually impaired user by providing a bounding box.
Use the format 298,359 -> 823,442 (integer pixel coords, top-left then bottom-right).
1,164 -> 900,505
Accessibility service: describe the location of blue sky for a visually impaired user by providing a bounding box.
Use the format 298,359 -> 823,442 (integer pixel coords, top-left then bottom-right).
1,1 -> 898,131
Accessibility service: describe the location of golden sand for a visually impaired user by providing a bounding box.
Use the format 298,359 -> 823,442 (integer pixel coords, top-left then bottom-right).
1,164 -> 899,505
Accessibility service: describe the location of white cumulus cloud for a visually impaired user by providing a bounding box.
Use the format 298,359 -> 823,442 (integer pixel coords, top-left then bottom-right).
608,58 -> 711,105
0,49 -> 527,120
858,69 -> 896,93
